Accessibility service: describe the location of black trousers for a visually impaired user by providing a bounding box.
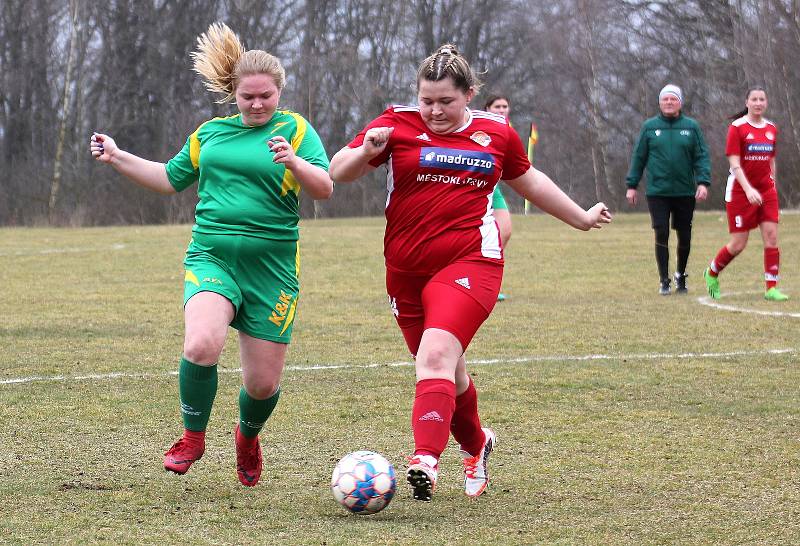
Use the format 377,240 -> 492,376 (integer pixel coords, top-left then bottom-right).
646,195 -> 696,281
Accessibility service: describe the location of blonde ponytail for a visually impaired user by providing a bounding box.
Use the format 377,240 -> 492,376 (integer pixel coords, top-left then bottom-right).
191,22 -> 244,103
191,22 -> 286,104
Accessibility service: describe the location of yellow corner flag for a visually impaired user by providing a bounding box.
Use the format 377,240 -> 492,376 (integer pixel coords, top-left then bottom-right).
525,122 -> 539,215
527,122 -> 538,161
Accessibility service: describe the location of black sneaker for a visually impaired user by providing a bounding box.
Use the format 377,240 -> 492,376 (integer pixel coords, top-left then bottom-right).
674,272 -> 688,294
659,278 -> 671,295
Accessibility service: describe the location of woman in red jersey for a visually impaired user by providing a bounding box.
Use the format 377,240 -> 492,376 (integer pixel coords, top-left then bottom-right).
703,87 -> 789,301
329,44 -> 612,502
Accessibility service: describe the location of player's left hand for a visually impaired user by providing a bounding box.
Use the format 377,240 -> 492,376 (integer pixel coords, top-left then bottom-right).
268,136 -> 297,168
696,185 -> 709,201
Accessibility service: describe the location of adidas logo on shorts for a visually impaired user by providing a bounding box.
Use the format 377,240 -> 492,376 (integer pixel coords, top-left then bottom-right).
455,277 -> 471,290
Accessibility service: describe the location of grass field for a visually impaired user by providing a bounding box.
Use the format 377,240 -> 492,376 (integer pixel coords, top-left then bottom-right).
1,212 -> 799,545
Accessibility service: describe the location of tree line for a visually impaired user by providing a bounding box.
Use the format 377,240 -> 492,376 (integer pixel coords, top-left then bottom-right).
1,0 -> 798,226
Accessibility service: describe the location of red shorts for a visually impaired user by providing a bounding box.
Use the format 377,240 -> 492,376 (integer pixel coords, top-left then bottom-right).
726,186 -> 779,232
386,258 -> 503,355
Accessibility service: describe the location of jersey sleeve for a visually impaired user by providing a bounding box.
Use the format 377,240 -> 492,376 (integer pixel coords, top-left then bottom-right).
347,109 -> 396,167
692,121 -> 711,185
165,133 -> 200,192
293,118 -> 330,171
724,124 -> 740,157
501,124 -> 531,180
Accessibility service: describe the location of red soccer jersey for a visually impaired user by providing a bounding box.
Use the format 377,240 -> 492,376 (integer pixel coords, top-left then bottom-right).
348,105 -> 531,274
725,116 -> 777,198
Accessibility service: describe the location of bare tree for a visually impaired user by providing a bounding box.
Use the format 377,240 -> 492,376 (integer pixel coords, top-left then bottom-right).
49,0 -> 82,224
2,0 -> 800,225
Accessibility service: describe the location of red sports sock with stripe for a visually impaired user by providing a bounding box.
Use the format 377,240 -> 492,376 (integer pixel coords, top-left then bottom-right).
411,378 -> 456,458
709,246 -> 735,277
450,377 -> 484,457
764,247 -> 780,290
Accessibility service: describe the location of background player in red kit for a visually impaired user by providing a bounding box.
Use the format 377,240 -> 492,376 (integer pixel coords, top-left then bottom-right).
329,44 -> 612,502
704,87 -> 789,301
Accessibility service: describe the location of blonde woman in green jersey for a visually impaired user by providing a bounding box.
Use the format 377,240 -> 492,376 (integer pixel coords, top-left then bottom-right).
90,22 -> 332,487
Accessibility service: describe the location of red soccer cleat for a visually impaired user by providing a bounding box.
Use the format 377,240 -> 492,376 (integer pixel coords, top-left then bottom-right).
163,431 -> 205,475
235,425 -> 263,487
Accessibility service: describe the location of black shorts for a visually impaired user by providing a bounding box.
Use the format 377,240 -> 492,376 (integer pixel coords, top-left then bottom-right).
646,195 -> 696,231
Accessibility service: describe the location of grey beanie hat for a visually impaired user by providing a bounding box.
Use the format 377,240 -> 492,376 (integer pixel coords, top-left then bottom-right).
659,84 -> 683,104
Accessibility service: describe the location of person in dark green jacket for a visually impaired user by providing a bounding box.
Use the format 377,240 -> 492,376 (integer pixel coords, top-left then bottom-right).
626,84 -> 711,295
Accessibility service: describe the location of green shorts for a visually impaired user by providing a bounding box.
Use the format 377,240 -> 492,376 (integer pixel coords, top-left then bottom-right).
492,184 -> 508,211
183,232 -> 300,343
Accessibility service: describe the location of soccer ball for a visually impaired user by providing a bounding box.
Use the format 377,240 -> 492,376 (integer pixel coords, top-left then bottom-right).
331,450 -> 396,515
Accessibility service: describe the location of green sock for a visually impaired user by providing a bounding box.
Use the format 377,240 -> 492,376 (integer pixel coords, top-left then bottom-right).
238,386 -> 281,438
178,357 -> 218,432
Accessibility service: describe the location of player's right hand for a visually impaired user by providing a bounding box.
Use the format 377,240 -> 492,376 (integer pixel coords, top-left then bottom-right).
90,132 -> 116,163
625,188 -> 638,206
363,127 -> 393,157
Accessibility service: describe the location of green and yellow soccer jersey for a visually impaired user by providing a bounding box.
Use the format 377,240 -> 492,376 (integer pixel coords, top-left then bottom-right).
165,110 -> 329,240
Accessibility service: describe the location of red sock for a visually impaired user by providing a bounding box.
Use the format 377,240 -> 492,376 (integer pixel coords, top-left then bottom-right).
764,247 -> 780,290
709,246 -> 734,276
411,378 -> 455,458
450,377 -> 484,457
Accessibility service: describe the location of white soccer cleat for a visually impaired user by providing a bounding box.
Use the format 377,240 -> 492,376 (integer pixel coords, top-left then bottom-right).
460,427 -> 497,498
406,455 -> 439,502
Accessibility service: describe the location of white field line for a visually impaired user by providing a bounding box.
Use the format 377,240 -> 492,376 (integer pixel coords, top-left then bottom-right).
0,243 -> 126,257
696,292 -> 800,318
1,348 -> 794,386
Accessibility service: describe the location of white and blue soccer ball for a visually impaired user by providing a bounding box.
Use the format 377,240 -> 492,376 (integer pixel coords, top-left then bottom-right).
331,450 -> 396,515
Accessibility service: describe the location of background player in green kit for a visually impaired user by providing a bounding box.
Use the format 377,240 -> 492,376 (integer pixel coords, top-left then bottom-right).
89,22 -> 333,487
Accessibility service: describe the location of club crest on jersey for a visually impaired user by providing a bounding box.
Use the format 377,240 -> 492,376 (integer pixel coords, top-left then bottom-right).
470,131 -> 491,147
419,147 -> 495,174
766,131 -> 774,141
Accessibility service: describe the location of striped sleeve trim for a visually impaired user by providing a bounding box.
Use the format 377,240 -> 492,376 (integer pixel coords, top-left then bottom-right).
189,115 -> 239,170
471,110 -> 508,124
281,112 -> 306,196
392,104 -> 420,113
